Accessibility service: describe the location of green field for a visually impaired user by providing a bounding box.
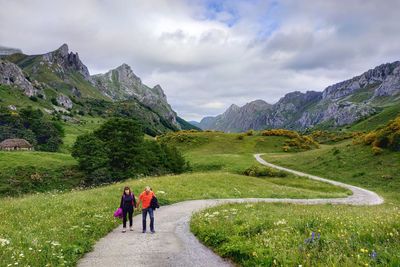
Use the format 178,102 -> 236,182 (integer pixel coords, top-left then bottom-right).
0,130 -> 351,266
191,139 -> 400,266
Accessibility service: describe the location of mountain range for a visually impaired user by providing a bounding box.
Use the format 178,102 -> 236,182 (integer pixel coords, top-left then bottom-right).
194,61 -> 400,132
0,44 -> 199,135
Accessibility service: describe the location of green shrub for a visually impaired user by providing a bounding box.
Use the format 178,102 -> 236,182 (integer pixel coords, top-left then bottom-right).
243,165 -> 287,177
262,129 -> 319,152
363,115 -> 400,153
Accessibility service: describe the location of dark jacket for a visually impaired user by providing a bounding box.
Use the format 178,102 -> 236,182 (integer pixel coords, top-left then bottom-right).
120,193 -> 137,210
150,196 -> 160,210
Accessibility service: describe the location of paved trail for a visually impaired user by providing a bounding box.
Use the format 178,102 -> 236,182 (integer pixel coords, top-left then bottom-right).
78,154 -> 383,267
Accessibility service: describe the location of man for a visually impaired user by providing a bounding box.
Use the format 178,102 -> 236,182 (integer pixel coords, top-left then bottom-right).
137,186 -> 156,233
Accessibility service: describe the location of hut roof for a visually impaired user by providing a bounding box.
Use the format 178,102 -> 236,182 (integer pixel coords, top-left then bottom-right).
0,138 -> 33,148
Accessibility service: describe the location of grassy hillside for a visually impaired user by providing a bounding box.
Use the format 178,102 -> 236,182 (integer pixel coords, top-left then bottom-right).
350,102 -> 400,132
191,138 -> 400,266
159,131 -> 288,173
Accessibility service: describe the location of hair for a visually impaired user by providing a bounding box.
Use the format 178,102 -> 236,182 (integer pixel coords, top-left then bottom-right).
123,186 -> 131,195
145,186 -> 151,191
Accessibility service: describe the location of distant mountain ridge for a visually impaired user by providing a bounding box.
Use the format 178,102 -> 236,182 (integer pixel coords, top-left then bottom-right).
197,61 -> 400,132
0,43 -> 199,134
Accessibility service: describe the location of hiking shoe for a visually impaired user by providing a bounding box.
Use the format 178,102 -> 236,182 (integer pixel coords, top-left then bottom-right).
151,230 -> 156,234
130,227 -> 133,231
142,230 -> 146,233
122,228 -> 126,233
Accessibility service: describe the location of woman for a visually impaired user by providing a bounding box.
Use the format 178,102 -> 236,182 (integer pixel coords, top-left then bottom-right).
119,186 -> 137,233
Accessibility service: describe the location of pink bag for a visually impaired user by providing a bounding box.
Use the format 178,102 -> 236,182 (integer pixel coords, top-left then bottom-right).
114,207 -> 123,218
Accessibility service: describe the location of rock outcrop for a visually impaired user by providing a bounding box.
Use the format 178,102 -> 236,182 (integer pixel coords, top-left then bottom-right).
0,59 -> 38,97
56,94 -> 73,109
197,61 -> 400,132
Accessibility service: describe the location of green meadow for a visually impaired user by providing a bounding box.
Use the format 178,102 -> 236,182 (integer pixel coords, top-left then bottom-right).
0,130 -> 349,266
191,139 -> 400,266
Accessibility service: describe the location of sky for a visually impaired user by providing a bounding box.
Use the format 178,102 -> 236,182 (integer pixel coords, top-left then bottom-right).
1,0 -> 400,121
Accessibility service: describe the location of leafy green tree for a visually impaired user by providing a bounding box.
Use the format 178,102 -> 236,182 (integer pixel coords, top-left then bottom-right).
94,118 -> 144,178
72,134 -> 109,182
71,117 -> 188,184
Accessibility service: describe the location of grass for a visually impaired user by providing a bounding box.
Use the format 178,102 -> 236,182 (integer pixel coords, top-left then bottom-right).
191,139 -> 400,266
60,116 -> 105,152
350,103 -> 400,132
0,171 -> 347,266
191,203 -> 400,266
0,151 -> 81,196
161,131 -> 288,173
261,140 -> 400,202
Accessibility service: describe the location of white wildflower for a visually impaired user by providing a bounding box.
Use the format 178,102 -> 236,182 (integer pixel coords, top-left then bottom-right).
51,241 -> 60,246
156,190 -> 166,194
274,219 -> 287,226
0,238 -> 10,246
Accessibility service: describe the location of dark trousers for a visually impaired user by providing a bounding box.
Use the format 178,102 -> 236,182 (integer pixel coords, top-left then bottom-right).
123,207 -> 133,228
142,208 -> 154,231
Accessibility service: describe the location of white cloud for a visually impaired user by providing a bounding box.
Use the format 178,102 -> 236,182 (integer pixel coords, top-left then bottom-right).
0,0 -> 399,121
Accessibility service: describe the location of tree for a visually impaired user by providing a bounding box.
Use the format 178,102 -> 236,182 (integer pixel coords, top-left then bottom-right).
94,118 -> 144,178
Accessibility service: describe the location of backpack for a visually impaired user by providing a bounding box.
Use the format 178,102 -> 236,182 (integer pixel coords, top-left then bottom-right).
150,196 -> 160,210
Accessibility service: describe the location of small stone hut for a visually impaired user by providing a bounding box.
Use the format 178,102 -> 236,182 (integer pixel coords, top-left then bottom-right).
0,139 -> 34,151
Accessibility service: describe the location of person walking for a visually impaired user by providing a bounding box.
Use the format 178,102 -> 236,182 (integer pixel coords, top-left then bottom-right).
120,186 -> 137,233
137,186 -> 156,233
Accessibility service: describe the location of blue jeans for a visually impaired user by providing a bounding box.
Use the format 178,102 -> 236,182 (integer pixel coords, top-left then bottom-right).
142,208 -> 154,232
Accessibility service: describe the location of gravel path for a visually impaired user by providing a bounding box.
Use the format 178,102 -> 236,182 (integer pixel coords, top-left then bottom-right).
77,154 -> 383,267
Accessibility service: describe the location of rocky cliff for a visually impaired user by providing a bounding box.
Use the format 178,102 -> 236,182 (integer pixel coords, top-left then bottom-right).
197,61 -> 400,132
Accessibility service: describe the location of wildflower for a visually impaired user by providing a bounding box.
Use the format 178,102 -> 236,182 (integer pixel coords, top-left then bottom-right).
51,241 -> 61,246
245,204 -> 253,208
370,250 -> 377,260
212,211 -> 220,215
0,238 -> 10,246
274,219 -> 287,226
156,190 -> 166,194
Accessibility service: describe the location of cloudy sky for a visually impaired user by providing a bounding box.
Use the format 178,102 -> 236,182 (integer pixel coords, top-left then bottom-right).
1,0 -> 399,121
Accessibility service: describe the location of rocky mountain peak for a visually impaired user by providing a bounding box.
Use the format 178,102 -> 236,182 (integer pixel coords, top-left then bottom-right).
41,43 -> 91,81
55,43 -> 69,57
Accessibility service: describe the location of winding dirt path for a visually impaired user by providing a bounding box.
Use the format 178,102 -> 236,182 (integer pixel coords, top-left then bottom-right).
77,154 -> 383,267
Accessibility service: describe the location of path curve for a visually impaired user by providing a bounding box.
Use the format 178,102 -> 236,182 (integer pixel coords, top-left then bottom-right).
78,154 -> 383,267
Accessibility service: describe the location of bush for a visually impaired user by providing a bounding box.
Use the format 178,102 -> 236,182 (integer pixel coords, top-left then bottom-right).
372,146 -> 383,156
237,134 -> 245,140
262,129 -> 319,152
245,130 -> 254,136
362,115 -> 400,153
243,165 -> 287,178
29,96 -> 38,102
